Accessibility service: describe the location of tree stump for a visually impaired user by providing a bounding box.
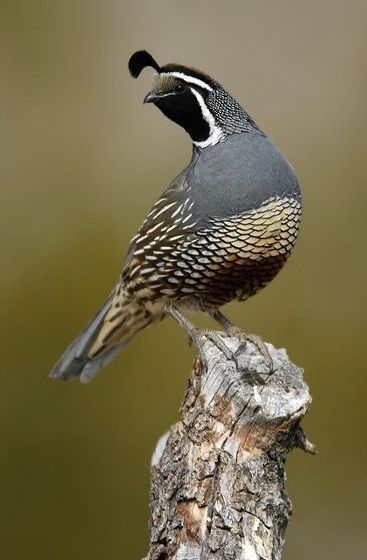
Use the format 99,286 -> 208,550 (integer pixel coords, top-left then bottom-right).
144,335 -> 315,560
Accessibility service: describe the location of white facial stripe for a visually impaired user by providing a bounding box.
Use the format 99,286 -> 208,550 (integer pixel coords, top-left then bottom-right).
160,71 -> 213,92
190,88 -> 224,149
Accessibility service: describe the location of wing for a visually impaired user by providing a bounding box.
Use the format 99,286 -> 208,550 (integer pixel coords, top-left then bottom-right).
120,169 -> 199,295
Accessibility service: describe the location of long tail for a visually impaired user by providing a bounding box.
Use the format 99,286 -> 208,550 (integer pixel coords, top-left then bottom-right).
50,288 -> 153,383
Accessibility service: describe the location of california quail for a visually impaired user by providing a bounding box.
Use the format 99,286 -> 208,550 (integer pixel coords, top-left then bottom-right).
51,50 -> 301,383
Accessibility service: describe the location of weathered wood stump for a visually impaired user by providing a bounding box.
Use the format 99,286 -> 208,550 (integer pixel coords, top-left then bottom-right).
144,335 -> 314,560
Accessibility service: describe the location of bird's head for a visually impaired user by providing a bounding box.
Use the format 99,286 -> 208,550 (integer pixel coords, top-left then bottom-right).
128,50 -> 259,149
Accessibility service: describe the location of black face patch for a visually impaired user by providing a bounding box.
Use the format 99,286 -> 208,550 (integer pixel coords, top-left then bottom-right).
153,87 -> 211,142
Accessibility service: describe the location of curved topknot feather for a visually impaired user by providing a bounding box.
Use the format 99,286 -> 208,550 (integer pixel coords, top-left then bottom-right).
129,50 -> 160,78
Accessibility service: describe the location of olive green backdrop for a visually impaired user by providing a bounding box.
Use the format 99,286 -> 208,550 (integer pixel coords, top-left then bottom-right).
1,1 -> 366,558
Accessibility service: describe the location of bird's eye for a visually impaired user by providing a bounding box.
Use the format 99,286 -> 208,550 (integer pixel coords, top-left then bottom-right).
174,83 -> 186,94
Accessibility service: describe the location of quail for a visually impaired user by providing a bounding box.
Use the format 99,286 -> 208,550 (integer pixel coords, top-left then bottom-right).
51,50 -> 301,383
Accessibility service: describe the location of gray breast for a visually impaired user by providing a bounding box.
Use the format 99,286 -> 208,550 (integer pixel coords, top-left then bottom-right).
187,131 -> 300,228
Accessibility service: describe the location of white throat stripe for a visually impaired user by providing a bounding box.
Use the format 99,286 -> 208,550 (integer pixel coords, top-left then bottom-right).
190,88 -> 224,148
160,71 -> 213,92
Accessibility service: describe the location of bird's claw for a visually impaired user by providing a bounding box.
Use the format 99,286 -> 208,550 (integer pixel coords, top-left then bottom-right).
232,330 -> 273,372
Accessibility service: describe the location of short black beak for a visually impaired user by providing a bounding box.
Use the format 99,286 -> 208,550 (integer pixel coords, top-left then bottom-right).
143,91 -> 158,104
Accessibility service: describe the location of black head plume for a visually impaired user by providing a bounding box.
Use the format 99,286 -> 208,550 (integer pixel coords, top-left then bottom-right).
128,50 -> 160,78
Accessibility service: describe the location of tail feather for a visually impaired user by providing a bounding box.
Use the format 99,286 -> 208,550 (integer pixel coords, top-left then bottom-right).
50,294 -> 134,383
78,338 -> 132,383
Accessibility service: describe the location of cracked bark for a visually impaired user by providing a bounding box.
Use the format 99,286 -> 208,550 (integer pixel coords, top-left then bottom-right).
144,335 -> 315,560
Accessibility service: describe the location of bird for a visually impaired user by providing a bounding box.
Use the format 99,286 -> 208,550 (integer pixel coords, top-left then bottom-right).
50,50 -> 301,383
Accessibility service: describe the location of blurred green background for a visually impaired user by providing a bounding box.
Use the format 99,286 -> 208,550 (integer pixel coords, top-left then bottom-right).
1,1 -> 366,558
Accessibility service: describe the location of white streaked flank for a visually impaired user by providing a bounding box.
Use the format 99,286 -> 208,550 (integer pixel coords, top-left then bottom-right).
171,203 -> 184,218
152,201 -> 176,219
129,264 -> 141,277
170,234 -> 185,241
146,221 -> 165,235
182,222 -> 198,230
134,233 -> 148,244
182,212 -> 193,223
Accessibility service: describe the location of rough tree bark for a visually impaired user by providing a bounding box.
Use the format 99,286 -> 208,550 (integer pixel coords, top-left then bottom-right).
144,334 -> 315,560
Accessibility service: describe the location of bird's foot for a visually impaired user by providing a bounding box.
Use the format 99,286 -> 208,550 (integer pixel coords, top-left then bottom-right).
226,326 -> 273,372
189,328 -> 239,366
166,305 -> 239,367
210,310 -> 273,372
